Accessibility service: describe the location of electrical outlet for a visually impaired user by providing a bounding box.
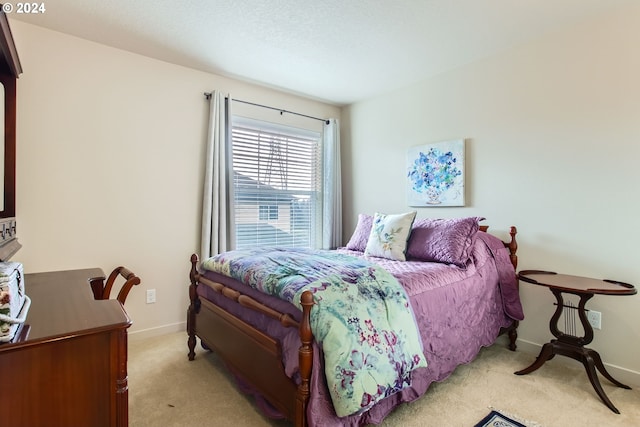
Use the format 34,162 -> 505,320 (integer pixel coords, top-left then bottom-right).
146,289 -> 156,304
587,310 -> 601,330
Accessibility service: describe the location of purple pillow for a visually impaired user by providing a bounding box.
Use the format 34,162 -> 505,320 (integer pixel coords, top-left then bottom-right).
406,217 -> 484,267
345,214 -> 373,252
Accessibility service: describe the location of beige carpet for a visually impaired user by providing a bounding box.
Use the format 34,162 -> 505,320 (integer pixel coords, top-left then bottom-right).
129,332 -> 640,426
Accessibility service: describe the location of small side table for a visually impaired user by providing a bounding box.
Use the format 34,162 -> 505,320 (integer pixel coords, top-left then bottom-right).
515,270 -> 636,414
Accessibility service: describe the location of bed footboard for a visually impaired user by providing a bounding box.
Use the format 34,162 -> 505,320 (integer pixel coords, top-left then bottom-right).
187,254 -> 313,426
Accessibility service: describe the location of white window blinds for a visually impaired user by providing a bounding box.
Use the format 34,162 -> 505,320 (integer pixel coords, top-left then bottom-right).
231,117 -> 322,249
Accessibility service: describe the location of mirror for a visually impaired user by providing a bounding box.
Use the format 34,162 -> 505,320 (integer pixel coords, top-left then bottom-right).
0,72 -> 16,218
0,10 -> 21,220
0,82 -> 3,211
0,11 -> 22,259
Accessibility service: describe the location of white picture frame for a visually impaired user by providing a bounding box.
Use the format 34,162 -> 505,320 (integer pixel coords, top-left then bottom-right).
407,139 -> 465,207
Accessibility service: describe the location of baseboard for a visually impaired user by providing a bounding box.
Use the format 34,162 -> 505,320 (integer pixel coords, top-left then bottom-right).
516,339 -> 640,388
129,321 -> 186,342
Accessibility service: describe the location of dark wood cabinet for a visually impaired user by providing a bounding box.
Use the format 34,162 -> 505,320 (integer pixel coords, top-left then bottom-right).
0,268 -> 131,427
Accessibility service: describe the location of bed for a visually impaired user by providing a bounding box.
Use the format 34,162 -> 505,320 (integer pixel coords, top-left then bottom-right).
187,215 -> 523,426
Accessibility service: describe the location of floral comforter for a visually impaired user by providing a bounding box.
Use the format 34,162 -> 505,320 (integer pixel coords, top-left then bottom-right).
201,247 -> 427,417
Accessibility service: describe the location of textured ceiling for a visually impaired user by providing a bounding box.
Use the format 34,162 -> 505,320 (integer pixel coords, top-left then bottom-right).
10,0 -> 634,105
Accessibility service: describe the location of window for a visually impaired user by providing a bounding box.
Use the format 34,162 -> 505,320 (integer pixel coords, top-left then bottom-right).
258,205 -> 278,221
232,117 -> 322,249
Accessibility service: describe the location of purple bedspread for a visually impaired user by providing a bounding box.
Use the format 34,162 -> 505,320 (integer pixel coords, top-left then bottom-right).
196,231 -> 523,426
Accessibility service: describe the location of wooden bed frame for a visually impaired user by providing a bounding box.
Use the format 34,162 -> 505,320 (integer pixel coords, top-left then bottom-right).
187,226 -> 519,427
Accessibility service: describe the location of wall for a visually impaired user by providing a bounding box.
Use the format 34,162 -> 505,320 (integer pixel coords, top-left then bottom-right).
344,5 -> 640,385
10,20 -> 340,339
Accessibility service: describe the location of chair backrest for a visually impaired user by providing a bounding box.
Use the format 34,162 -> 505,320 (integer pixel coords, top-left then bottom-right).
101,266 -> 141,305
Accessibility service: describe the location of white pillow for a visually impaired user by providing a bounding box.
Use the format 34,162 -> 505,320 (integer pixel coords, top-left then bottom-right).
364,211 -> 417,261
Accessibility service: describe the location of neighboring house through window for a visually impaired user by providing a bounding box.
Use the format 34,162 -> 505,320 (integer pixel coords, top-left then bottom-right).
258,205 -> 278,221
231,116 -> 322,249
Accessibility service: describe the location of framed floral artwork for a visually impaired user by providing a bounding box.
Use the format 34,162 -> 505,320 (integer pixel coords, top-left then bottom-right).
407,139 -> 465,207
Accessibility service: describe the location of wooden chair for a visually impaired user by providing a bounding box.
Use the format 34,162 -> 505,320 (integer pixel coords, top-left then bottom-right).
89,266 -> 140,305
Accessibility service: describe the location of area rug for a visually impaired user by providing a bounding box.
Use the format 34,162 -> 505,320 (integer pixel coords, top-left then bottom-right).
474,410 -> 527,427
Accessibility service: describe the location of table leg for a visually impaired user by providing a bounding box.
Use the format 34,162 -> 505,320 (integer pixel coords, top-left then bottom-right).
588,349 -> 630,390
514,342 -> 555,375
583,350 -> 622,414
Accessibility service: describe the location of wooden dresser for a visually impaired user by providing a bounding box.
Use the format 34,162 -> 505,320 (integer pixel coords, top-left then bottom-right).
0,268 -> 131,427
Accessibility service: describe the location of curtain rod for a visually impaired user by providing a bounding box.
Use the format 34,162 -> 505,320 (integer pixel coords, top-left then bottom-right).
204,92 -> 329,125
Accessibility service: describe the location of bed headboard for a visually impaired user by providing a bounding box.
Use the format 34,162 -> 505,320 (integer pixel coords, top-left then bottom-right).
480,225 -> 518,269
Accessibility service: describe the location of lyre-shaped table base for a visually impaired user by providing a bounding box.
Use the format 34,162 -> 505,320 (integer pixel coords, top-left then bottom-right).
514,288 -> 631,414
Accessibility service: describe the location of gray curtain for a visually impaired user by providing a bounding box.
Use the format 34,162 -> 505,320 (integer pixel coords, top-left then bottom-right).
200,91 -> 235,258
322,118 -> 342,249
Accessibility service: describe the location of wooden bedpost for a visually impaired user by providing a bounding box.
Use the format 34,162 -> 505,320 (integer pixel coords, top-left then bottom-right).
295,290 -> 314,427
187,254 -> 200,361
507,226 -> 518,270
506,227 -> 519,351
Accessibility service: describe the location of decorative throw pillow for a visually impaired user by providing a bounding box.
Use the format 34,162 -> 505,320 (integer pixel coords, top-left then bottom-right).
364,211 -> 417,261
406,216 -> 484,267
345,214 -> 373,252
